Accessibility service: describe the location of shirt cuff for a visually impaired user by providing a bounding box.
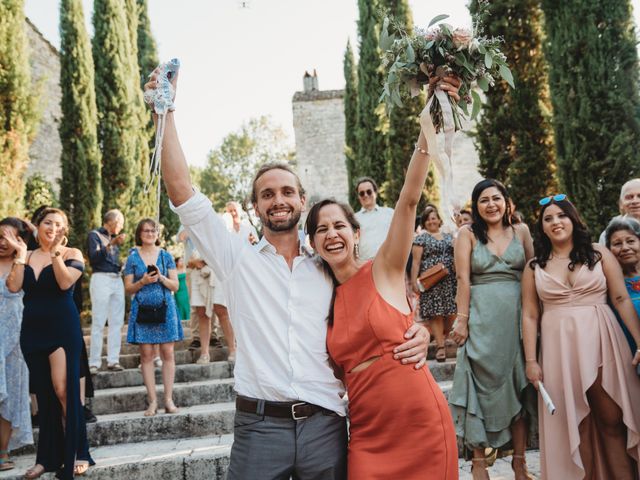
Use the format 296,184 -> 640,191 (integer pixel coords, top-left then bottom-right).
170,190 -> 213,226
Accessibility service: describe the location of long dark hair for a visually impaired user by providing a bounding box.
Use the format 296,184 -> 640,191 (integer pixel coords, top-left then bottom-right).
305,198 -> 360,324
470,179 -> 512,244
530,198 -> 600,271
0,217 -> 31,242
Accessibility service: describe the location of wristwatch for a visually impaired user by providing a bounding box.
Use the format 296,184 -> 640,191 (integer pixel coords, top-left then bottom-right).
51,250 -> 61,259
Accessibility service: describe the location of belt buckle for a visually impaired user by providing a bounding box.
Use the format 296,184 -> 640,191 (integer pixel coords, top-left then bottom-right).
291,402 -> 308,420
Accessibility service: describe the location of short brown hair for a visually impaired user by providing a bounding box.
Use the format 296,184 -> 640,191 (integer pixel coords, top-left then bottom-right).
250,163 -> 305,204
134,218 -> 161,246
355,176 -> 378,193
421,206 -> 442,228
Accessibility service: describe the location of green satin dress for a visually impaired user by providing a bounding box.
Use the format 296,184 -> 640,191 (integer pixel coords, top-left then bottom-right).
448,235 -> 537,452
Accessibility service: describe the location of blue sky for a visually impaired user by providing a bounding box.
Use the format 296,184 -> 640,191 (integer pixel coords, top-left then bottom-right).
25,0 -> 640,167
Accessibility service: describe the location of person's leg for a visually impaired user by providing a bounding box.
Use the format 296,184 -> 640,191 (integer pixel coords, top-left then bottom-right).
510,415 -> 531,479
139,344 -> 157,416
430,315 -> 446,361
159,343 -> 177,413
293,413 -> 347,480
586,369 -> 637,479
0,417 -> 13,470
214,304 -> 235,357
88,274 -> 109,369
471,447 -> 489,480
106,277 -> 125,366
227,408 -> 295,480
49,348 -> 67,419
196,306 -> 211,362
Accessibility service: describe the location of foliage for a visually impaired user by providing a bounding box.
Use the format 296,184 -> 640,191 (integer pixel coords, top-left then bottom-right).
24,173 -> 57,215
380,6 -> 514,132
200,117 -> 295,210
343,40 -> 359,209
0,0 -> 38,217
59,0 -> 102,247
541,0 -> 640,233
469,0 -> 556,224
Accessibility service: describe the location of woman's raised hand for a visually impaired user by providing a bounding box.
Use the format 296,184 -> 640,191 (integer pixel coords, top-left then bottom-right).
143,66 -> 179,106
1,227 -> 27,260
427,75 -> 461,102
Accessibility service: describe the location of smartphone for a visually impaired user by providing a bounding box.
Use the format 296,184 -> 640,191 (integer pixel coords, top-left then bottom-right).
147,265 -> 159,275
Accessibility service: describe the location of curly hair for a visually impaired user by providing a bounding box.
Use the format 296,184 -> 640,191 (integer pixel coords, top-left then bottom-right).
470,179 -> 512,244
530,198 -> 600,271
605,217 -> 640,248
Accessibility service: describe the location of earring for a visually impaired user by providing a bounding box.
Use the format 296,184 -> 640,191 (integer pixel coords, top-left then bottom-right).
61,236 -> 68,247
354,243 -> 360,258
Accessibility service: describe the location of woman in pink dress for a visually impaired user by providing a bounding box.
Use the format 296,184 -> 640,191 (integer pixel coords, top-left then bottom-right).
522,194 -> 640,479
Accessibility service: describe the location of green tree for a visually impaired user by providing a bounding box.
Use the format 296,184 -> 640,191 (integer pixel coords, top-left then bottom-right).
356,0 -> 386,195
200,117 -> 295,210
343,40 -> 359,209
24,173 -> 57,215
541,0 -> 640,232
470,0 -> 556,224
0,0 -> 38,217
59,0 -> 102,246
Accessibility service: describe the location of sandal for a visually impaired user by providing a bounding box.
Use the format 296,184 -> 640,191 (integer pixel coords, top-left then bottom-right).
435,345 -> 446,363
74,461 -> 90,476
0,450 -> 14,471
471,457 -> 489,480
164,399 -> 179,414
512,454 -> 535,480
196,354 -> 210,365
23,464 -> 45,479
144,399 -> 158,417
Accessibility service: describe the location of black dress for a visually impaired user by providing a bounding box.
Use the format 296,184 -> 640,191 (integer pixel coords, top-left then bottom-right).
19,258 -> 94,479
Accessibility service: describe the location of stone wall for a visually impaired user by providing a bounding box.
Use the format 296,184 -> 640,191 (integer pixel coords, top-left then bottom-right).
292,89 -> 349,205
25,18 -> 62,193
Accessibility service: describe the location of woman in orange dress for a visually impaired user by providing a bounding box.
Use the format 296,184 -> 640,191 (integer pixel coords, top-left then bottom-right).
522,195 -> 640,479
304,77 -> 459,479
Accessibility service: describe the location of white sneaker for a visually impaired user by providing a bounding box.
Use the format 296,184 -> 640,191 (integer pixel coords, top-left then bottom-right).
89,366 -> 99,375
153,356 -> 163,368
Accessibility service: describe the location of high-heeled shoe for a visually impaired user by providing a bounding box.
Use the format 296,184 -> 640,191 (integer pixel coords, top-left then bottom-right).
512,454 -> 535,480
144,399 -> 158,417
164,399 -> 179,414
23,464 -> 45,479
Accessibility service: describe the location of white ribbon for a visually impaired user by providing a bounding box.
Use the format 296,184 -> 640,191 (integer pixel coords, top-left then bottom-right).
538,382 -> 556,415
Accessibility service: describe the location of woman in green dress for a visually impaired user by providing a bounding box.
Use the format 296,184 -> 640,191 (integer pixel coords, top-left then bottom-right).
449,179 -> 537,480
174,257 -> 190,322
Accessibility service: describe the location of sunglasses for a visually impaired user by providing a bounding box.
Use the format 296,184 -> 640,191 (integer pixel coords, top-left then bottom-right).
539,194 -> 567,206
358,189 -> 374,198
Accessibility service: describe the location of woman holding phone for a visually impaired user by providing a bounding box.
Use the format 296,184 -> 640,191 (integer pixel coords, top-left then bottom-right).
124,218 -> 183,417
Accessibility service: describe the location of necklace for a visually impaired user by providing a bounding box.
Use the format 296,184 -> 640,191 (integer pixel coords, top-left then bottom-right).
551,254 -> 570,260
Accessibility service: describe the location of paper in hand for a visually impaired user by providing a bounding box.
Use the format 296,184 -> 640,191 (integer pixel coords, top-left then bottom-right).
538,381 -> 556,415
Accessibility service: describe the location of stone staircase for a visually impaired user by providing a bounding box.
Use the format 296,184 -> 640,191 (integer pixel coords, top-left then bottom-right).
2,325 -> 461,480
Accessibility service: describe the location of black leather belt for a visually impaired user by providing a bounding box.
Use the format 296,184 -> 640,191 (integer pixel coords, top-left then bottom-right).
236,396 -> 333,420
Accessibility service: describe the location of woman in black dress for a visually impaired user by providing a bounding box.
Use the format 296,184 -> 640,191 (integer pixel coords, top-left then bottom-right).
6,208 -> 93,479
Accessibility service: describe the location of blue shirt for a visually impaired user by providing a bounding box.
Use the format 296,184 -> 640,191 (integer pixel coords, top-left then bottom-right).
87,227 -> 122,273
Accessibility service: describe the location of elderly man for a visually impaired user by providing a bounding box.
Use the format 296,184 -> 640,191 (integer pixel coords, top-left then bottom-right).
600,178 -> 640,244
87,209 -> 126,373
354,177 -> 394,260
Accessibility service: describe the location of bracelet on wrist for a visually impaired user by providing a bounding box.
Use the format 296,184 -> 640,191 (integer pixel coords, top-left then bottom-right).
414,143 -> 428,155
13,258 -> 26,266
525,359 -> 537,363
457,312 -> 469,319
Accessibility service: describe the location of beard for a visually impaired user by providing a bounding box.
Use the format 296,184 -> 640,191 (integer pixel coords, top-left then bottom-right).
260,208 -> 301,233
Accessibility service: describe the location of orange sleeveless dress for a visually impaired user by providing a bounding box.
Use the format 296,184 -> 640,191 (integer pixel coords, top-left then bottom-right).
327,261 -> 458,479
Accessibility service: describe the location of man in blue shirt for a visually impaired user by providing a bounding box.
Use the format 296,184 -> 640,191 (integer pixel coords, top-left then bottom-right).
87,210 -> 126,373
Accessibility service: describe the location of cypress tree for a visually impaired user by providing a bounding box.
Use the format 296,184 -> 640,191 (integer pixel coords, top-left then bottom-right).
59,0 -> 102,246
93,0 -> 137,221
343,40 -> 359,209
470,0 -> 555,224
0,0 -> 37,217
541,0 -> 640,232
356,0 -> 387,197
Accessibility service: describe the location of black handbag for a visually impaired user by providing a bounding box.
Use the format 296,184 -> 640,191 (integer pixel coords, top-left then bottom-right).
136,252 -> 168,324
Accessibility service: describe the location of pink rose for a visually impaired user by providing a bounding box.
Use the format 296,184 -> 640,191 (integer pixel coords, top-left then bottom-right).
452,28 -> 473,49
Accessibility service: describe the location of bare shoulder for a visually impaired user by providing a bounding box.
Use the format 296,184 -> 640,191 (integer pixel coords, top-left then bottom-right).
457,225 -> 475,244
64,247 -> 84,263
514,222 -> 531,238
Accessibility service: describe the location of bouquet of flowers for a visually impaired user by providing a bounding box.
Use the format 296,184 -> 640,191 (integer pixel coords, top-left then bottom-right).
379,10 -> 514,132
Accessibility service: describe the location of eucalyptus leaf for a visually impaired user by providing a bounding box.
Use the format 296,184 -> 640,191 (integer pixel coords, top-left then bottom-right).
477,76 -> 489,92
484,52 -> 493,69
428,14 -> 449,28
426,40 -> 435,49
379,27 -> 393,51
471,90 -> 482,119
499,64 -> 515,88
406,42 -> 415,63
478,44 -> 486,54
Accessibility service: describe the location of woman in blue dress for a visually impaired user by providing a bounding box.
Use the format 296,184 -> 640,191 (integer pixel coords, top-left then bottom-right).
124,218 -> 183,417
6,208 -> 93,479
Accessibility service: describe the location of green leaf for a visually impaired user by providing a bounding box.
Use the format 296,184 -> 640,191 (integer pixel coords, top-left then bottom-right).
428,14 -> 449,28
484,53 -> 493,69
426,40 -> 435,49
477,76 -> 489,91
379,19 -> 393,51
499,64 -> 515,88
477,44 -> 486,54
471,90 -> 482,119
406,42 -> 415,63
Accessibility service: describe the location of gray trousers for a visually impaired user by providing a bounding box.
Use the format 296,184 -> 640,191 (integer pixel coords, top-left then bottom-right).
226,404 -> 348,480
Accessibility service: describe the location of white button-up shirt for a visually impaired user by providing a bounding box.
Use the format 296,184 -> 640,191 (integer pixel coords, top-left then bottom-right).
355,205 -> 395,260
172,192 -> 347,415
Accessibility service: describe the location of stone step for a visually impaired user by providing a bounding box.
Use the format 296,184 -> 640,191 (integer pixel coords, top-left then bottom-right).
96,346 -> 229,370
92,378 -> 236,415
82,319 -> 192,336
87,337 -> 193,356
427,339 -> 458,360
92,361 -> 233,390
0,434 -> 234,480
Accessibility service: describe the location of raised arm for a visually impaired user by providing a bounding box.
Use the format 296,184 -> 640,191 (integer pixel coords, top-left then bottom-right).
52,248 -> 84,291
521,262 -> 542,389
144,70 -> 192,206
4,228 -> 27,293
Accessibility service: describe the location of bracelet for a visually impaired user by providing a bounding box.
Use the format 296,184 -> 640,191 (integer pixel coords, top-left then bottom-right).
457,312 -> 469,319
13,258 -> 25,266
414,143 -> 428,155
525,359 -> 537,362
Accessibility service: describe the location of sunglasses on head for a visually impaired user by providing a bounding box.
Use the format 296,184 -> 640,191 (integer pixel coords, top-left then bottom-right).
539,194 -> 567,206
358,189 -> 374,198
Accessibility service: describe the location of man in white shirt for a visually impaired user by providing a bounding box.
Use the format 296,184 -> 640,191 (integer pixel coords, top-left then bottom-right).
354,177 -> 395,260
600,178 -> 640,244
145,71 -> 429,480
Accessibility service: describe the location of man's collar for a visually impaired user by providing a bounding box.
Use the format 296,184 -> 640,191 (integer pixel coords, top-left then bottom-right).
359,204 -> 380,213
255,235 -> 311,257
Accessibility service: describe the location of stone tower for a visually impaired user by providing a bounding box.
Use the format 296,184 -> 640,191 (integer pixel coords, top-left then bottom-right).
292,71 -> 349,205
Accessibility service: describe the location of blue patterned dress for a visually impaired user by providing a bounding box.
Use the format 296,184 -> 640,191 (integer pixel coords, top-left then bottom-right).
125,248 -> 183,344
0,275 -> 32,450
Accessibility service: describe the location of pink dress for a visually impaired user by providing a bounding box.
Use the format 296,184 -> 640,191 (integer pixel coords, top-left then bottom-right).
535,261 -> 640,479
